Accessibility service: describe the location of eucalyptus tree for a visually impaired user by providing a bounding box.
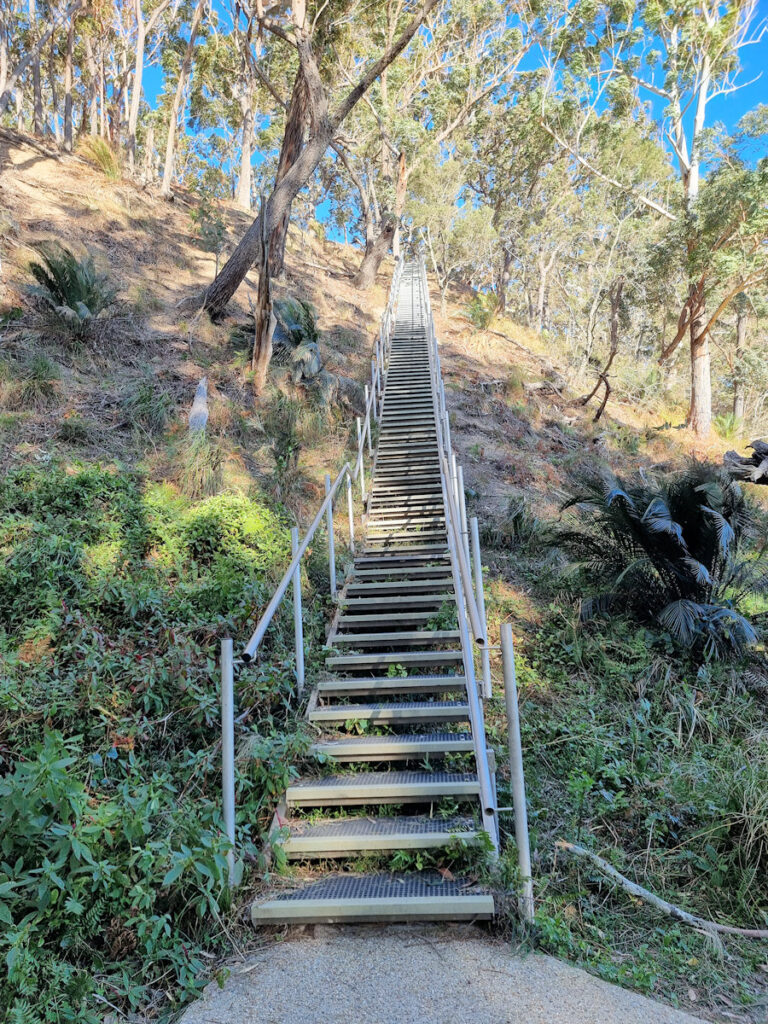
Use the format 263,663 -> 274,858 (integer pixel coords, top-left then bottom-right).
541,0 -> 767,436
336,0 -> 533,289
199,0 -> 443,319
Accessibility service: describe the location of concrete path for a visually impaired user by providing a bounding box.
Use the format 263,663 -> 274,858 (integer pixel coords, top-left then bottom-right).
181,924 -> 706,1024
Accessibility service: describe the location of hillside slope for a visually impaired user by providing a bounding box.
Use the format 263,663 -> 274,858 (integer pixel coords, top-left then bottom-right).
1,131 -> 767,1024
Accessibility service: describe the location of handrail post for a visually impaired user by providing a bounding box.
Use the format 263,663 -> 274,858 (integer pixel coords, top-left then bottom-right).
291,527 -> 305,693
501,623 -> 534,923
221,638 -> 236,886
325,473 -> 337,599
346,469 -> 355,554
470,517 -> 492,699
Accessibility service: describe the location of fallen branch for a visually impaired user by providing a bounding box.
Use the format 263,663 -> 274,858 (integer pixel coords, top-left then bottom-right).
556,840 -> 768,939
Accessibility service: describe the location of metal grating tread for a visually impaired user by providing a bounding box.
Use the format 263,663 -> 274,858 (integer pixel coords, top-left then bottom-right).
288,816 -> 476,838
290,771 -> 477,789
267,872 -> 487,902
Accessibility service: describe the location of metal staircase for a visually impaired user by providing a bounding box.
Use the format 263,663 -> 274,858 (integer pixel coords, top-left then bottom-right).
250,261 -> 498,925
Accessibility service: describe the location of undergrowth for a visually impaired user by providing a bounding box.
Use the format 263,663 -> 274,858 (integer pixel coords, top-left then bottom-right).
0,464 -> 325,1021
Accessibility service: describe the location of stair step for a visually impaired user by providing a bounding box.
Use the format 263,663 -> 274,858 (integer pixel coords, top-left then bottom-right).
341,594 -> 454,609
311,731 -> 473,761
316,674 -> 466,697
309,701 -> 470,724
286,770 -> 480,806
281,816 -> 479,857
332,629 -> 460,645
326,650 -> 463,670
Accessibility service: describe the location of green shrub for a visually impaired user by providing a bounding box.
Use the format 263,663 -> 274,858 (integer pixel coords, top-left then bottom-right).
465,291 -> 498,329
274,298 -> 319,346
554,463 -> 767,659
714,411 -> 744,441
28,241 -> 116,340
0,465 -> 305,1019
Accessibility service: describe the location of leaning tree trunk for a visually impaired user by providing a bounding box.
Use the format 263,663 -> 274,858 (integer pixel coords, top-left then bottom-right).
354,214 -> 396,289
269,69 -> 308,278
733,310 -> 746,422
160,0 -> 204,197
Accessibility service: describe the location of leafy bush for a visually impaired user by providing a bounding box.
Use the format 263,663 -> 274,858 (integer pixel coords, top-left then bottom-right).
555,463 -> 767,659
0,465 -> 310,1019
465,291 -> 498,329
80,136 -> 121,180
714,411 -> 743,441
28,242 -> 116,340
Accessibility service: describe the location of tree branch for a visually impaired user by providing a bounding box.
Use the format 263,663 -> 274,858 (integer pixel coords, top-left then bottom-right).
332,0 -> 441,128
539,119 -> 677,221
557,841 -> 768,939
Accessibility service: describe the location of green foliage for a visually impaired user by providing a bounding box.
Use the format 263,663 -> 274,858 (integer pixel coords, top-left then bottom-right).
0,465 -> 305,1019
189,181 -> 227,272
260,393 -> 302,496
4,354 -> 61,410
27,242 -> 116,340
714,411 -> 743,441
465,290 -> 498,329
274,298 -> 319,347
122,375 -> 174,436
555,463 -> 767,659
176,431 -> 224,498
80,136 -> 121,180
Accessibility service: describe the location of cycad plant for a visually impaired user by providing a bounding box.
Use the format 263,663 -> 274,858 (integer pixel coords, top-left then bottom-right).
556,463 -> 767,659
28,241 -> 116,340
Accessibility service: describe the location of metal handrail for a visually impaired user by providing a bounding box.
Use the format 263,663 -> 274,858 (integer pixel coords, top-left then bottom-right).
240,258 -> 404,667
242,461 -> 351,662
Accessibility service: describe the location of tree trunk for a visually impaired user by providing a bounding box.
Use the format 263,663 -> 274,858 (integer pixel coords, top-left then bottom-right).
353,153 -> 404,290
30,0 -> 43,135
141,122 -> 155,183
269,69 -> 308,278
84,36 -> 98,135
160,0 -> 204,197
687,319 -> 712,437
63,17 -> 74,151
236,89 -> 254,210
49,37 -> 62,145
354,214 -> 396,289
252,200 -> 275,392
733,310 -> 746,422
496,247 -> 511,315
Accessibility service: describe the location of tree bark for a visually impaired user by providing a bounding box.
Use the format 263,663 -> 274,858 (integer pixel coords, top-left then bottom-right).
200,0 -> 440,317
236,89 -> 255,210
687,311 -> 712,437
63,16 -> 74,151
733,310 -> 746,422
29,0 -> 44,135
252,201 -> 275,393
160,0 -> 204,197
354,213 -> 396,289
269,69 -> 308,278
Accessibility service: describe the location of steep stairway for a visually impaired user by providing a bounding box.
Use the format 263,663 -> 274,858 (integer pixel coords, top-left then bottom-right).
251,262 -> 496,925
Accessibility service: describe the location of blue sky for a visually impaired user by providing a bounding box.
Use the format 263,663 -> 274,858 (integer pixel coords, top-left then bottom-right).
143,0 -> 768,226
